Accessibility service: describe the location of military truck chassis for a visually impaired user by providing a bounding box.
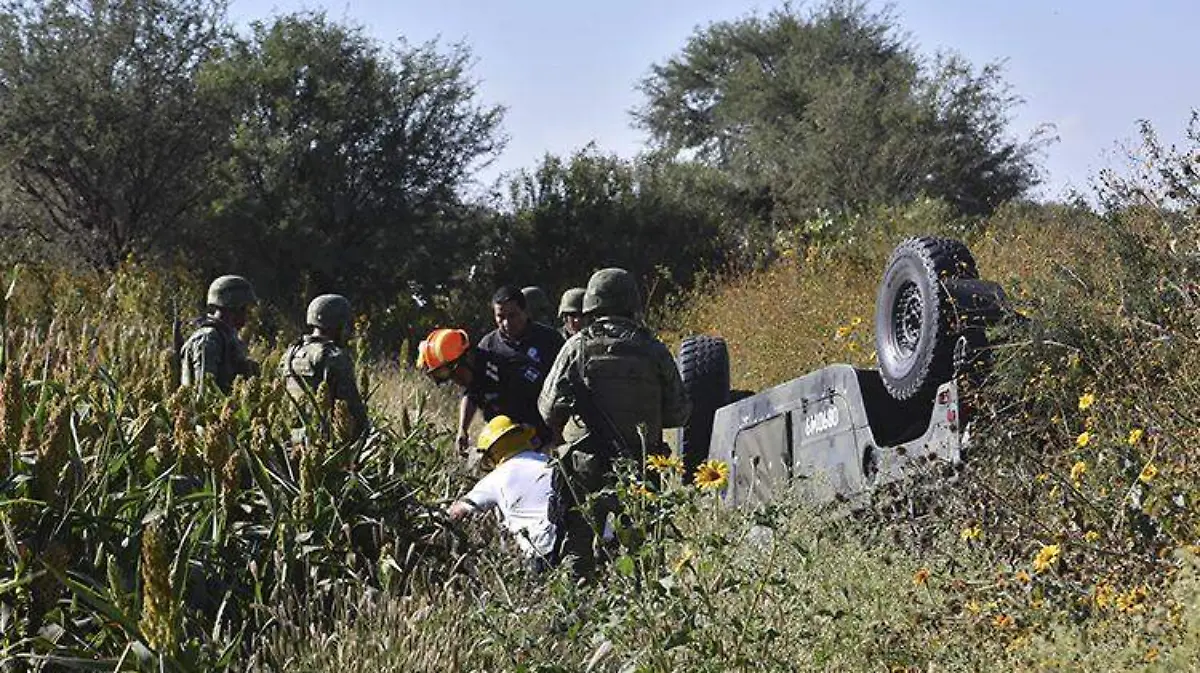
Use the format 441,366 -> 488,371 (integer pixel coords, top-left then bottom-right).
677,236 -> 1007,506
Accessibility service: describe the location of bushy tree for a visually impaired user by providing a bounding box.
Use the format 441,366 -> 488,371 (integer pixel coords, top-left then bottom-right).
634,1 -> 1048,221
203,13 -> 505,315
476,147 -> 737,321
0,0 -> 236,268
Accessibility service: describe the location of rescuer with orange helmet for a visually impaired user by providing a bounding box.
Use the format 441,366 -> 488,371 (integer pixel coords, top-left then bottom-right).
417,327 -> 551,453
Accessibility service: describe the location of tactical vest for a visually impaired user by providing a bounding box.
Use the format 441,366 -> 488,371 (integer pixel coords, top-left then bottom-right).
180,318 -> 243,393
280,336 -> 339,402
569,319 -> 665,459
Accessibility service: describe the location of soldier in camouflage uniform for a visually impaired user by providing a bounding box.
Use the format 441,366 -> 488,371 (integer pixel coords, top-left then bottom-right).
538,268 -> 690,576
279,294 -> 369,439
180,275 -> 261,395
556,287 -> 585,339
522,286 -> 553,326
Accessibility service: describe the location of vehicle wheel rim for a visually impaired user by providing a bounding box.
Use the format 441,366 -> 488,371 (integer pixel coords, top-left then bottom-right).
892,281 -> 923,357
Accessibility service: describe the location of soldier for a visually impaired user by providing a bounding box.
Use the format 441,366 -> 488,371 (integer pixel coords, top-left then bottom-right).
417,328 -> 552,452
556,287 -> 585,339
521,286 -> 554,326
180,275 -> 260,394
279,294 -> 369,439
538,268 -> 690,576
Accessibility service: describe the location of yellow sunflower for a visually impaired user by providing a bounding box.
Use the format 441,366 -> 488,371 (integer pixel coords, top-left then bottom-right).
647,453 -> 684,473
1078,392 -> 1095,410
629,483 -> 657,500
1070,460 -> 1087,485
693,459 -> 730,491
1033,544 -> 1061,573
1139,462 -> 1158,483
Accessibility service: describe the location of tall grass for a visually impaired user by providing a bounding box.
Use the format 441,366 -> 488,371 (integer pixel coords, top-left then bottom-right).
0,263 -> 471,670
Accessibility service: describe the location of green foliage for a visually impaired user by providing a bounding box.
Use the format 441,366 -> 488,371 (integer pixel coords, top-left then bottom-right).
204,12 -> 505,318
258,485 -> 1200,671
666,115 -> 1200,670
635,1 -> 1048,222
477,148 -> 741,328
0,267 -> 466,670
0,0 -> 237,268
0,2 -> 507,345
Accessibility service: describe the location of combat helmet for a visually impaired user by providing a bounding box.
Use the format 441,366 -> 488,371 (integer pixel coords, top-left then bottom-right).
206,275 -> 257,309
521,286 -> 552,323
306,294 -> 352,331
582,268 -> 640,317
557,287 -> 585,317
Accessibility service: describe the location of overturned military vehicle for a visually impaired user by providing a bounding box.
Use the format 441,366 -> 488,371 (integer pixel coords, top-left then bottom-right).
676,237 -> 1010,506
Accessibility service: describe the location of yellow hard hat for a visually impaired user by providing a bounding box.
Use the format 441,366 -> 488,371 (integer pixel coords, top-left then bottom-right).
476,415 -> 535,464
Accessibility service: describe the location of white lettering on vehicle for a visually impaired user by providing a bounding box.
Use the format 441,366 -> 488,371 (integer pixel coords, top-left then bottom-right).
803,405 -> 840,437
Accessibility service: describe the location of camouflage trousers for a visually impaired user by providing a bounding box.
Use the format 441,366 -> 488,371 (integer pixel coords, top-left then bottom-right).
550,444 -> 618,579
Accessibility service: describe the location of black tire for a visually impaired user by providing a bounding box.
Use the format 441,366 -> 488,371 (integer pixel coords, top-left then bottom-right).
677,335 -> 730,476
930,238 -> 979,279
875,237 -> 975,400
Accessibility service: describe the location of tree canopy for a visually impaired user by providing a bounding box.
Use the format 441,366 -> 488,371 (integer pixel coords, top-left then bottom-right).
480,148 -> 737,314
203,13 -> 505,309
634,1 -> 1049,220
0,0 -> 1058,338
0,0 -> 235,268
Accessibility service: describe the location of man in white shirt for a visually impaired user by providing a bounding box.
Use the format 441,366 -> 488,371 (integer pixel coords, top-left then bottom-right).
448,415 -> 558,569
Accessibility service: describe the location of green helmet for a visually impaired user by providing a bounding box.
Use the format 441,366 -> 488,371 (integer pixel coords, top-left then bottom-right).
583,268 -> 640,317
558,287 -> 585,317
206,275 -> 257,309
521,286 -> 552,322
306,294 -> 352,330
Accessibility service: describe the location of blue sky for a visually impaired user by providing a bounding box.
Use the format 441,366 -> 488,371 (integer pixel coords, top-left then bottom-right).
230,0 -> 1198,200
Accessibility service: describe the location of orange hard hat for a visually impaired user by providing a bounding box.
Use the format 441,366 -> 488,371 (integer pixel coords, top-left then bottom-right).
417,328 -> 470,372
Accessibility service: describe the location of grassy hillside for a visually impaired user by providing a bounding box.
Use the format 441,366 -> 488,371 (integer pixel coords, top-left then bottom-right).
667,199 -> 1109,392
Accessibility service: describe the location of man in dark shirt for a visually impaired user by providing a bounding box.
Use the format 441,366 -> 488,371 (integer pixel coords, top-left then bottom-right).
416,327 -> 553,454
478,285 -> 565,381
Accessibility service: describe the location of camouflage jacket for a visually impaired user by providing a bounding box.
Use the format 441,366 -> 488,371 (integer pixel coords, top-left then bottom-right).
278,335 -> 368,435
180,317 -> 258,394
538,316 -> 690,459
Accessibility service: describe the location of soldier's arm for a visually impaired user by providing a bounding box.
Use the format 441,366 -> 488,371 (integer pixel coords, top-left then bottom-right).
537,343 -> 578,434
657,342 -> 692,428
197,333 -> 225,386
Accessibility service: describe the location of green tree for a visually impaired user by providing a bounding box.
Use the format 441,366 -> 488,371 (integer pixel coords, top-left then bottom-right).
0,0 -> 236,268
478,147 -> 736,319
204,13 -> 505,316
634,1 -> 1048,221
